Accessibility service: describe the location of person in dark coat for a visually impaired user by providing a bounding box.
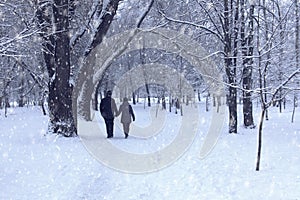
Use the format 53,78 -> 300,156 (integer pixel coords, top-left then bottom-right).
117,97 -> 135,139
100,90 -> 118,138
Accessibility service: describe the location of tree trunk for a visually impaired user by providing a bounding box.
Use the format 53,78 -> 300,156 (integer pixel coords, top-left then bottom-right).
146,83 -> 151,107
256,108 -> 265,171
169,95 -> 172,112
228,86 -> 237,133
213,96 -> 216,107
18,66 -> 25,107
132,92 -> 136,105
217,96 -> 221,113
224,0 -> 238,133
262,0 -> 270,121
241,3 -> 255,128
180,103 -> 183,116
5,97 -> 9,117
48,0 -> 76,136
277,3 -> 285,114
206,93 -> 209,112
291,95 -> 297,123
41,101 -> 47,116
162,95 -> 166,110
0,97 -> 2,109
278,79 -> 283,113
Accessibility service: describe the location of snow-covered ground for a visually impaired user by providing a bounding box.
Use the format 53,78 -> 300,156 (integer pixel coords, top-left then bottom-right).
1,102 -> 300,200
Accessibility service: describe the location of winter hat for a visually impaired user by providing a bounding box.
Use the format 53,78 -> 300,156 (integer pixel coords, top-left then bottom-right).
106,90 -> 112,97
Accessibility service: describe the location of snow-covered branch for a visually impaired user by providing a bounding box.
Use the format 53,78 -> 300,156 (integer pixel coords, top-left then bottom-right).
267,68 -> 300,107
158,8 -> 224,45
70,0 -> 104,49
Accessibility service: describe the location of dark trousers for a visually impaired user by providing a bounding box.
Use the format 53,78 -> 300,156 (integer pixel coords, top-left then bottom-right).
104,118 -> 114,137
122,123 -> 130,134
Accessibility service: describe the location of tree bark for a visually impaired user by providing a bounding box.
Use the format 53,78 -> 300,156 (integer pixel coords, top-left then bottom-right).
241,3 -> 255,128
47,0 -> 76,136
18,66 -> 25,107
224,0 -> 238,133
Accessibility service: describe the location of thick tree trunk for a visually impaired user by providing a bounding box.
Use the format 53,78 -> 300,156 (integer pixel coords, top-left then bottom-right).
243,92 -> 254,127
241,3 -> 255,128
47,0 -> 76,136
224,0 -> 238,133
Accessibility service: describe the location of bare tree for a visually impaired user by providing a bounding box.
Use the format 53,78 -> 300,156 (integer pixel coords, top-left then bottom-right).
159,0 -> 240,133
256,67 -> 299,170
255,0 -> 299,171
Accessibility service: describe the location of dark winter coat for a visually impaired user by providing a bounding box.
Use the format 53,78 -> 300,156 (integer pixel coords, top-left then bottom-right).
100,96 -> 118,120
117,101 -> 135,124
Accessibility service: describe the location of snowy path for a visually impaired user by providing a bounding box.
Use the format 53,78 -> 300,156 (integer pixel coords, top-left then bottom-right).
1,104 -> 300,199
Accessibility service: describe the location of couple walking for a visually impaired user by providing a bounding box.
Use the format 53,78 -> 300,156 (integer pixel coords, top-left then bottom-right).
100,90 -> 135,139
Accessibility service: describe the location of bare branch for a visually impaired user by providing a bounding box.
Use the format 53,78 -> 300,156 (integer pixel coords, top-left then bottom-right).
158,9 -> 225,45
137,0 -> 154,28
